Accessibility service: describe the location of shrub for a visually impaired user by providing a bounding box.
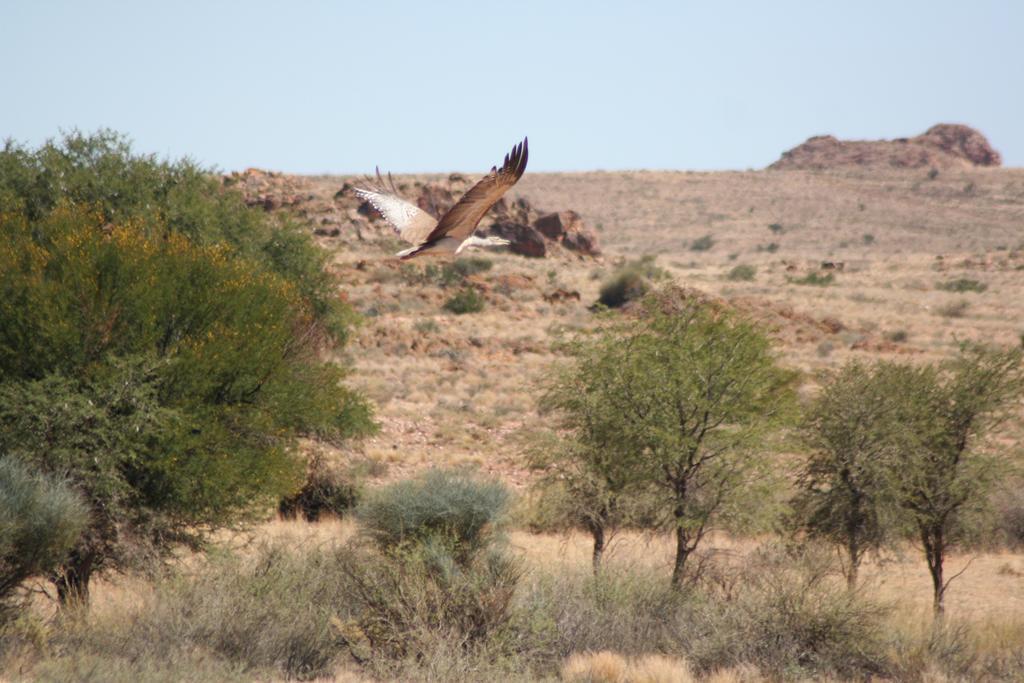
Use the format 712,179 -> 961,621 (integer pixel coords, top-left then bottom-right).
789,272 -> 834,286
41,543 -> 354,681
278,454 -> 362,522
515,549 -> 889,680
936,278 -> 987,293
449,257 -> 494,279
690,234 -> 715,252
696,546 -> 889,678
356,469 -> 510,563
443,287 -> 486,314
338,542 -> 522,662
726,264 -> 756,282
768,223 -> 784,234
757,242 -> 780,253
863,233 -> 876,245
992,483 -> 1024,548
885,329 -> 909,343
597,257 -> 668,309
0,458 -> 88,617
936,299 -> 970,318
0,132 -> 375,602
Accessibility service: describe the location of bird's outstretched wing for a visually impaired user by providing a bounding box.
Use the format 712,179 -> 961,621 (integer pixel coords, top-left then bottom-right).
353,168 -> 438,245
420,137 -> 528,245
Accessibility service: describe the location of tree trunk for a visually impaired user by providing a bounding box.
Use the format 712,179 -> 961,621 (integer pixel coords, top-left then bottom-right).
922,526 -> 946,617
671,523 -> 690,589
845,537 -> 860,590
589,521 -> 605,575
54,550 -> 95,607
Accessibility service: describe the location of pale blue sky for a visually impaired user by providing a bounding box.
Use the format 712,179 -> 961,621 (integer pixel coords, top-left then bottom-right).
2,1 -> 1021,173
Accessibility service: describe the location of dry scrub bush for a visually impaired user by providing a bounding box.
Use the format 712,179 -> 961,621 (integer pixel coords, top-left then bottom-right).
39,544 -> 354,681
515,546 -> 890,681
337,544 -> 522,664
597,256 -> 668,308
279,452 -> 362,521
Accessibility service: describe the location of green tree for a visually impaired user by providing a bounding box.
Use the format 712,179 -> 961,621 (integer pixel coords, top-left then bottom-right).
0,132 -> 375,603
790,362 -> 904,589
890,346 -> 1024,615
0,457 -> 88,616
545,289 -> 797,587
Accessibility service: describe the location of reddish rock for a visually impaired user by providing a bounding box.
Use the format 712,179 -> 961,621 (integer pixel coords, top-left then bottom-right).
415,184 -> 455,217
562,229 -> 601,256
489,221 -> 546,258
544,288 -> 582,303
356,200 -> 383,220
770,124 -> 1001,171
919,124 -> 1001,167
533,211 -> 576,239
820,317 -> 845,334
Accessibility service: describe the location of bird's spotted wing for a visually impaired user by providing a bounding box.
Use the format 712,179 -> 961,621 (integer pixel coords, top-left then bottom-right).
353,169 -> 437,245
422,137 -> 528,244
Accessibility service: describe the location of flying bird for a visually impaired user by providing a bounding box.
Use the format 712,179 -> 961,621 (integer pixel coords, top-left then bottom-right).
354,137 -> 528,260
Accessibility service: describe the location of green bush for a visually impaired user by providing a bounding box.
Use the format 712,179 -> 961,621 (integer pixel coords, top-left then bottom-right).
689,234 -> 715,251
356,470 -> 510,563
596,256 -> 668,308
936,278 -> 987,293
936,299 -> 970,318
442,287 -> 486,314
992,483 -> 1024,548
885,329 -> 909,343
789,271 -> 834,286
726,264 -> 757,281
0,132 -> 375,602
0,458 -> 88,616
0,130 -> 350,339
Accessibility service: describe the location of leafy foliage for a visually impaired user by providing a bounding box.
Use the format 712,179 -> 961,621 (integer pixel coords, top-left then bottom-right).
545,288 -> 797,585
0,131 -> 375,601
0,458 -> 88,616
886,345 -> 1024,613
689,234 -> 715,251
790,361 -> 906,587
356,469 -> 509,564
726,264 -> 757,281
936,278 -> 987,293
789,271 -> 834,286
442,287 -> 486,314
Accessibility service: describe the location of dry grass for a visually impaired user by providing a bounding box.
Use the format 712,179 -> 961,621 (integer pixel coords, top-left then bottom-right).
305,166 -> 1024,489
10,166 -> 1024,681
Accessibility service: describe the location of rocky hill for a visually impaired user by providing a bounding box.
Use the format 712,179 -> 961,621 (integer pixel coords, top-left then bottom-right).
222,168 -> 600,258
769,124 -> 1001,171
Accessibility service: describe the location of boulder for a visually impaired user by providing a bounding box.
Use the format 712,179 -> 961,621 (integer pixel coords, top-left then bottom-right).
489,221 -> 546,258
533,211 -> 577,239
918,124 -> 1001,167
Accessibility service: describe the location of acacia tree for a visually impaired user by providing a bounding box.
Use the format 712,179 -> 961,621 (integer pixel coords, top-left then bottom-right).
545,290 -> 796,586
791,361 -> 905,589
891,346 -> 1024,615
0,133 -> 375,604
